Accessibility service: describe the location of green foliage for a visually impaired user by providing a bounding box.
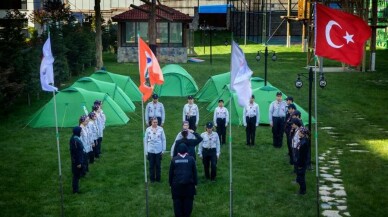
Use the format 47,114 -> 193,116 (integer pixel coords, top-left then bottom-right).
102,21 -> 117,53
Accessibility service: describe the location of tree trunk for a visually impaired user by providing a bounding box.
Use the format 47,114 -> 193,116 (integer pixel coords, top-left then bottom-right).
148,0 -> 157,55
95,0 -> 103,69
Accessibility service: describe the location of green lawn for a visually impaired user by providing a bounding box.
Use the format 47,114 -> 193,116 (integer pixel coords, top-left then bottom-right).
0,36 -> 387,216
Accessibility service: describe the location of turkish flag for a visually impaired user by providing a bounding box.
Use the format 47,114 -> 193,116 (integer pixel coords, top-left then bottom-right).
138,37 -> 164,102
315,3 -> 371,66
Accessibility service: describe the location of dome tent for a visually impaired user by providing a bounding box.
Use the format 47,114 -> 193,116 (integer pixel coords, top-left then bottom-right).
71,77 -> 136,112
153,64 -> 199,97
28,87 -> 129,128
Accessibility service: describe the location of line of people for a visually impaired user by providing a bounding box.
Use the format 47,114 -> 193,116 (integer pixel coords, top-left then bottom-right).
69,100 -> 106,194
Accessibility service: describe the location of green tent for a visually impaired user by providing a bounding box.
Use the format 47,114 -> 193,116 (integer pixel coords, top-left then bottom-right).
207,85 -> 314,125
154,64 -> 199,97
71,77 -> 136,112
90,70 -> 142,102
195,72 -> 272,102
28,87 -> 129,128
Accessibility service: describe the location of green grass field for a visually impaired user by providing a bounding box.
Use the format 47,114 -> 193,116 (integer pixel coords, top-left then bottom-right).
0,36 -> 387,216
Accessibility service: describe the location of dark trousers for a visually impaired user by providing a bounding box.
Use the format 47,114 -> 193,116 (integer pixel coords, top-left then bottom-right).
286,135 -> 293,164
148,152 -> 162,182
272,117 -> 285,148
95,137 -> 102,158
82,152 -> 89,175
72,164 -> 82,193
173,196 -> 194,217
296,166 -> 307,194
216,118 -> 227,144
185,116 -> 197,132
202,149 -> 217,180
245,116 -> 257,145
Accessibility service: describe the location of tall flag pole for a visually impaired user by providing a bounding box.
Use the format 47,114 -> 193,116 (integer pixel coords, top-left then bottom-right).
138,35 -> 163,217
314,3 -> 371,66
314,55 -> 320,217
40,34 -> 63,217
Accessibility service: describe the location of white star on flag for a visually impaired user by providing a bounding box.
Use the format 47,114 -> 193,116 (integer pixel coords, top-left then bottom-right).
343,31 -> 354,44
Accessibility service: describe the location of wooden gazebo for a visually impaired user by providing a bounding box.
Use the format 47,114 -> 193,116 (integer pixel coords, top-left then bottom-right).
112,4 -> 192,63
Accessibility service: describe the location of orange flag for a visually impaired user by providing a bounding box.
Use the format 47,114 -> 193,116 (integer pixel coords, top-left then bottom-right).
138,37 -> 164,102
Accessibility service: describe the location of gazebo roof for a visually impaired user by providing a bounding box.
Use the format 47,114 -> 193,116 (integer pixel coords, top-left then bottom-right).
112,4 -> 192,23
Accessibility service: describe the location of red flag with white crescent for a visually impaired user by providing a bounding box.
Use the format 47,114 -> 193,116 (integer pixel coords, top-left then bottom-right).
315,3 -> 371,66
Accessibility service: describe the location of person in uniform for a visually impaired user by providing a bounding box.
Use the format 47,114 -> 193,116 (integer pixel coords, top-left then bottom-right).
172,129 -> 203,160
69,126 -> 84,194
243,95 -> 260,146
144,117 -> 166,183
213,99 -> 229,145
295,127 -> 310,195
145,94 -> 165,127
285,96 -> 294,108
87,112 -> 98,164
79,115 -> 91,176
291,118 -> 302,174
171,121 -> 196,159
94,100 -> 106,157
169,143 -> 197,217
183,95 -> 199,132
198,122 -> 221,181
268,92 -> 287,148
285,104 -> 296,164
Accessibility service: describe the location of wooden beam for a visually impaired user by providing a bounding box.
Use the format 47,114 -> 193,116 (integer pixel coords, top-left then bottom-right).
130,4 -> 173,22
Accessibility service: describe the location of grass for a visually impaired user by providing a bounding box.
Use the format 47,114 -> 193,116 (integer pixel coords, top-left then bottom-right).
0,33 -> 388,216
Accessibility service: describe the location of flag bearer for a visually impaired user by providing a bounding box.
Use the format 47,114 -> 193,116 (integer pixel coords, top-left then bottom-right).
144,117 -> 166,183
183,95 -> 199,132
243,95 -> 260,146
198,122 -> 220,181
213,99 -> 229,145
269,92 -> 287,148
145,94 -> 165,127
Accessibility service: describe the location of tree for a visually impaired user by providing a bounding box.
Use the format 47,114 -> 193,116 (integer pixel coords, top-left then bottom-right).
95,0 -> 103,69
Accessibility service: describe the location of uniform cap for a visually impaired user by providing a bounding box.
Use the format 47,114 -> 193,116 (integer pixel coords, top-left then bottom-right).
152,94 -> 159,99
276,92 -> 282,96
206,122 -> 214,129
187,95 -> 193,99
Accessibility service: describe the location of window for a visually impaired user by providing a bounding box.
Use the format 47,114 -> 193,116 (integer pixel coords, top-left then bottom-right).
170,23 -> 182,44
125,22 -> 135,43
137,22 -> 148,42
157,22 -> 168,43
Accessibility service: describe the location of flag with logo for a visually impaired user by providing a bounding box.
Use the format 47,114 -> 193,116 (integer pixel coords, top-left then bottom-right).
138,36 -> 164,102
315,3 -> 371,66
40,36 -> 57,92
230,41 -> 253,107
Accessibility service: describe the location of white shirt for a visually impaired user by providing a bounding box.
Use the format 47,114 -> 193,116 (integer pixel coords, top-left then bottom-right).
292,128 -> 300,148
213,106 -> 229,126
145,102 -> 165,124
198,131 -> 221,158
80,124 -> 92,153
243,102 -> 260,126
182,103 -> 199,125
171,131 -> 196,157
87,120 -> 98,141
268,100 -> 287,125
144,126 -> 166,154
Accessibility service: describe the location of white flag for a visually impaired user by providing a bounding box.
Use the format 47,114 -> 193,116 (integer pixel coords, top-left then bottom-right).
40,36 -> 58,92
230,41 -> 252,107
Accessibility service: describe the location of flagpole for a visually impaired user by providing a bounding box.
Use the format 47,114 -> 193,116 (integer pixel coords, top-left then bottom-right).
315,56 -> 321,217
141,97 -> 149,217
53,91 -> 64,217
229,96 -> 233,217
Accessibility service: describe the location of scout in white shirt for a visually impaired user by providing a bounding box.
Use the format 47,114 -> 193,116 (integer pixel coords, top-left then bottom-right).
243,95 -> 260,146
198,122 -> 220,181
213,99 -> 229,145
268,92 -> 287,148
145,94 -> 165,127
182,95 -> 199,131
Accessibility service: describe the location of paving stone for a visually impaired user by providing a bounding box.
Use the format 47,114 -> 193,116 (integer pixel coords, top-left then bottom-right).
320,190 -> 332,196
324,177 -> 343,183
328,160 -> 340,164
333,190 -> 347,197
334,173 -> 341,176
321,127 -> 335,130
336,199 -> 346,204
321,196 -> 336,202
322,210 -> 342,217
327,131 -> 339,135
334,169 -> 341,173
343,212 -> 351,216
321,203 -> 332,209
328,201 -> 339,206
321,174 -> 334,178
349,150 -> 370,153
319,157 -> 326,160
346,143 -> 359,146
337,206 -> 347,211
356,117 -> 365,120
333,184 -> 344,188
321,167 -> 330,170
320,170 -> 328,174
319,186 -> 332,191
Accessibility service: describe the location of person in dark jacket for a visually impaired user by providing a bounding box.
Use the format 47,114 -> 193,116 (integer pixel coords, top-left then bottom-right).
295,127 -> 310,195
70,126 -> 84,194
169,143 -> 198,217
173,130 -> 203,160
285,104 -> 296,164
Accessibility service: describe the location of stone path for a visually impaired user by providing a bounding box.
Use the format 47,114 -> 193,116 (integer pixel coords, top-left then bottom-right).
317,111 -> 387,217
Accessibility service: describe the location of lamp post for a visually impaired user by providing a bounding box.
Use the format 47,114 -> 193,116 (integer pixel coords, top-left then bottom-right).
295,67 -> 327,168
256,46 -> 277,86
199,24 -> 214,65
